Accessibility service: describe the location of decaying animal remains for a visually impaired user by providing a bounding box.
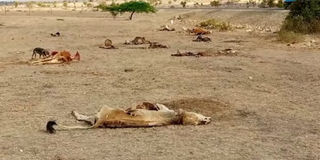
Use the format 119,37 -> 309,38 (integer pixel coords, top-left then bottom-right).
193,35 -> 211,42
99,39 -> 117,49
46,102 -> 211,133
124,37 -> 150,45
184,27 -> 211,35
148,42 -> 168,49
32,47 -> 50,59
124,37 -> 167,49
171,50 -> 210,57
29,51 -> 80,65
158,25 -> 175,31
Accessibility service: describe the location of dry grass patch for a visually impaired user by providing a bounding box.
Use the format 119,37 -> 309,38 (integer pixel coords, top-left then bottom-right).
278,30 -> 304,43
198,19 -> 233,31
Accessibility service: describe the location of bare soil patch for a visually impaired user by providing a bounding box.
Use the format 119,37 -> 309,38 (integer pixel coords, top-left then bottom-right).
0,9 -> 319,160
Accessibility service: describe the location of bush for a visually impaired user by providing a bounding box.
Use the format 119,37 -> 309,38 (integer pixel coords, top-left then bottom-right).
267,0 -> 276,7
37,2 -> 46,7
210,0 -> 221,7
276,0 -> 284,8
180,1 -> 187,8
259,0 -> 277,8
63,2 -> 68,8
199,19 -> 233,31
247,0 -> 257,8
278,30 -> 304,43
281,0 -> 320,33
258,0 -> 267,8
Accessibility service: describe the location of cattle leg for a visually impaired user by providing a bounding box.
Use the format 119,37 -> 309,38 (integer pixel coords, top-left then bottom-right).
71,111 -> 96,126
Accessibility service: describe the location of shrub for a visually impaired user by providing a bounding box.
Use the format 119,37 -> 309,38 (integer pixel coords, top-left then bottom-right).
267,0 -> 276,7
97,1 -> 156,20
199,19 -> 233,31
180,1 -> 187,8
63,1 -> 68,8
281,0 -> 320,33
37,2 -> 46,7
210,0 -> 221,7
258,0 -> 267,8
276,0 -> 284,8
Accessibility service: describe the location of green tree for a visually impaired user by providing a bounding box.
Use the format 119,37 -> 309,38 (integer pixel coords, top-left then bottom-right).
281,0 -> 320,33
97,1 -> 156,20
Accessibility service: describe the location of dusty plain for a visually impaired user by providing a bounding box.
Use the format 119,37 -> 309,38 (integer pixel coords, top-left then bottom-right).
0,8 -> 320,160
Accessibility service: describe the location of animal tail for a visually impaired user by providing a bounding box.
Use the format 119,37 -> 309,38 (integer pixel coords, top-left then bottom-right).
46,120 -> 92,134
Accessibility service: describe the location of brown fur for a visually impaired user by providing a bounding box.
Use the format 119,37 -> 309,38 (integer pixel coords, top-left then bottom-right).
46,103 -> 211,133
29,51 -> 80,65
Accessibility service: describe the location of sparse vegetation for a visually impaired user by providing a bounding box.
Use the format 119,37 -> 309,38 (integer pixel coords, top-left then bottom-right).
278,30 -> 304,43
267,0 -> 276,7
276,0 -> 284,8
180,1 -> 187,8
53,1 -> 57,8
37,2 -> 48,8
280,0 -> 320,34
258,0 -> 267,8
210,0 -> 221,7
247,0 -> 257,8
14,1 -> 19,8
63,1 -> 68,8
199,19 -> 233,31
86,2 -> 93,8
26,1 -> 34,9
147,0 -> 162,6
97,1 -> 157,20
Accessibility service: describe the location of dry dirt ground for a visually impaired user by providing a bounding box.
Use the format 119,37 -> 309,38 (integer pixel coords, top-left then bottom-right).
0,9 -> 319,160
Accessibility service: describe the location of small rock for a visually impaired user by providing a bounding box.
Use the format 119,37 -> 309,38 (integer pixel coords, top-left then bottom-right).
248,76 -> 253,80
310,39 -> 316,43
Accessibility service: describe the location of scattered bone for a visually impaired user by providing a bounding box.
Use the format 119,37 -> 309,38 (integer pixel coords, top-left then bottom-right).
29,51 -> 80,65
148,42 -> 168,49
171,49 -> 238,57
124,37 -> 150,45
185,27 -> 211,35
171,50 -> 210,57
216,48 -> 238,56
158,25 -> 175,31
193,35 -> 211,42
99,39 -> 117,49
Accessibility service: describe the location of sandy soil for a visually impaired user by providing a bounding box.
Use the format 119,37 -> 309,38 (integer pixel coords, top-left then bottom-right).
0,9 -> 319,160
